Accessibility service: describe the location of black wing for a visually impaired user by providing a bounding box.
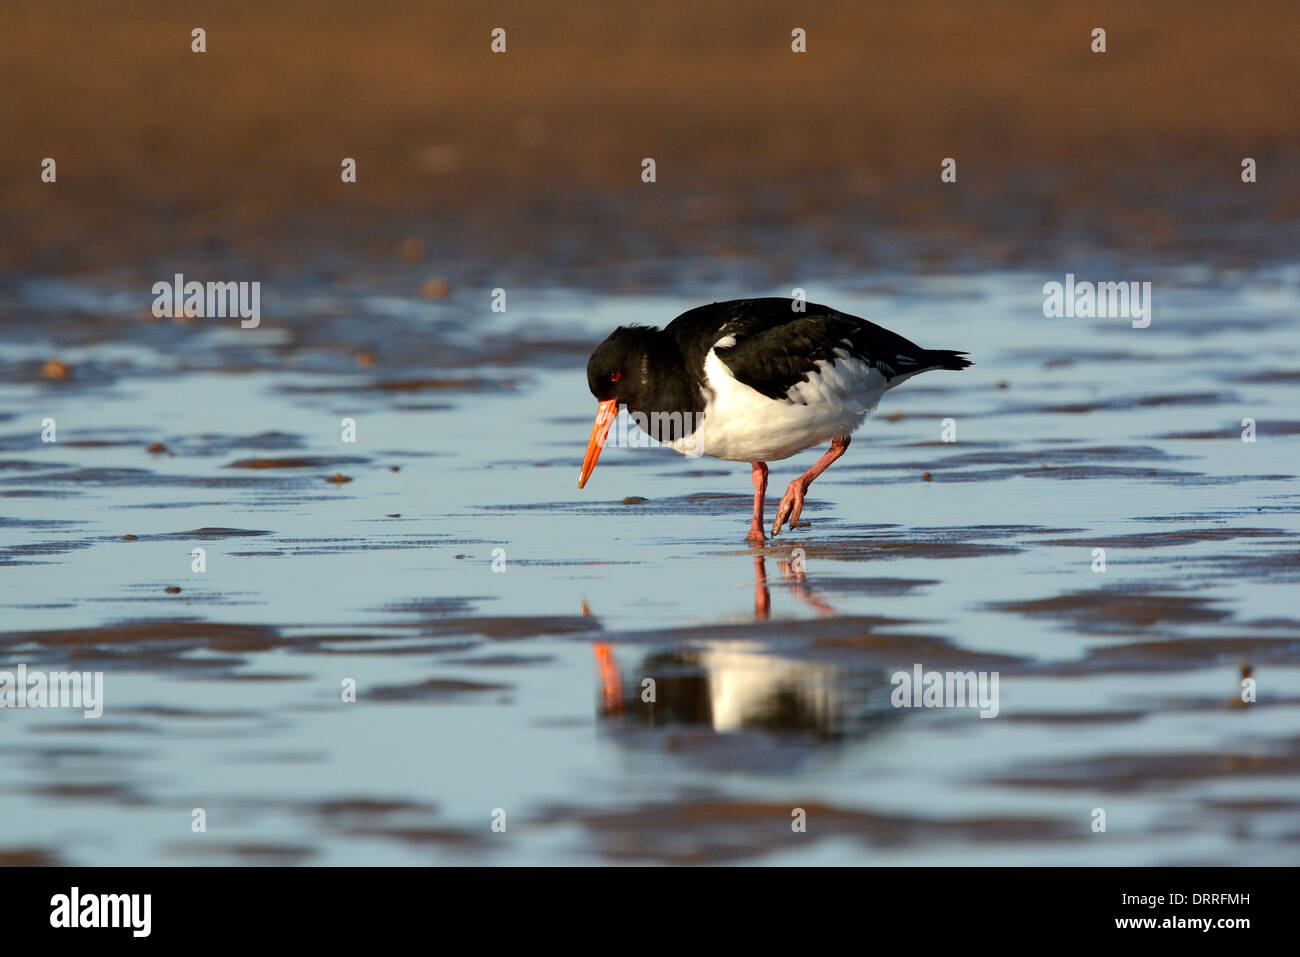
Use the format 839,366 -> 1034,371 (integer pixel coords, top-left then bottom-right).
666,298 -> 970,401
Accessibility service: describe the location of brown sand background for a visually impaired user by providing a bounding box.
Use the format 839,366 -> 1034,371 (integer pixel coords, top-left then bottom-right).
2,0 -> 1297,285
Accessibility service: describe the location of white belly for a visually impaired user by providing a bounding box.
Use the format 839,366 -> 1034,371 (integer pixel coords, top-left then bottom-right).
668,348 -> 887,462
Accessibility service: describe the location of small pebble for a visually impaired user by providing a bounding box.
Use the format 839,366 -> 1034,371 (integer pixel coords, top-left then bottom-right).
420,277 -> 451,299
327,473 -> 352,484
122,534 -> 138,541
355,352 -> 377,367
386,513 -> 401,518
622,496 -> 648,505
921,472 -> 932,481
389,465 -> 400,472
164,586 -> 181,594
146,442 -> 167,453
41,359 -> 70,380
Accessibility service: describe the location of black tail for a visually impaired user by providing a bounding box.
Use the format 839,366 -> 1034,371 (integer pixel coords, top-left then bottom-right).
921,349 -> 973,371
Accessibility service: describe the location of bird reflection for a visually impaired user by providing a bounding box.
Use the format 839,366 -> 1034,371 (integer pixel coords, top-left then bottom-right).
587,550 -> 896,767
609,641 -> 845,738
753,544 -> 837,620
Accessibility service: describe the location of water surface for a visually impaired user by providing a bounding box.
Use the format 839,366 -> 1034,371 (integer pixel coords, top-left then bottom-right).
2,266 -> 1298,864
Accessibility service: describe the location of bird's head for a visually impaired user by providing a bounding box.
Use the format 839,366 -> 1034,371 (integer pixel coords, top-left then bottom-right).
585,325 -> 656,405
579,325 -> 657,488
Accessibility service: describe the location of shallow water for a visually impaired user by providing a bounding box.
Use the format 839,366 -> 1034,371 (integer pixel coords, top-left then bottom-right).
2,266 -> 1299,864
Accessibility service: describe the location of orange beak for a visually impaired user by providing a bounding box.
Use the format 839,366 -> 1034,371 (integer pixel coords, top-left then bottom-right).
578,398 -> 618,488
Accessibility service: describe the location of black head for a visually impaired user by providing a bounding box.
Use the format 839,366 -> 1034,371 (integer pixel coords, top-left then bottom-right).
586,325 -> 658,406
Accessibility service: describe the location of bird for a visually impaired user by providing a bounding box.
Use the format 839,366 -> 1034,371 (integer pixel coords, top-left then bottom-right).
579,297 -> 971,540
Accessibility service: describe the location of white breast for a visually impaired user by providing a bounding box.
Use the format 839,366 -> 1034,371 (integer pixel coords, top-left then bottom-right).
669,345 -> 888,462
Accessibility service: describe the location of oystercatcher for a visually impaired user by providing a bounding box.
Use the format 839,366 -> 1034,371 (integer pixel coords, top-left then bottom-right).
579,297 -> 971,540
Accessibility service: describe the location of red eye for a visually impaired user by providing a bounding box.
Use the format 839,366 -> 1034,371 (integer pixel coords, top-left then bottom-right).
609,371 -> 621,383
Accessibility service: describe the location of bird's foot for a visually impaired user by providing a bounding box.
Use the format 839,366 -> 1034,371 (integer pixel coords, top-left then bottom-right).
745,522 -> 767,543
771,480 -> 806,537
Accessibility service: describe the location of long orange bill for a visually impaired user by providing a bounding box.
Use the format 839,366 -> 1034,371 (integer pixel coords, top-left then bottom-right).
578,398 -> 618,488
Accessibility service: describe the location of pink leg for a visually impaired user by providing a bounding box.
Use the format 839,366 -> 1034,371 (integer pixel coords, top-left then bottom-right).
753,553 -> 770,620
772,435 -> 851,537
745,461 -> 769,542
